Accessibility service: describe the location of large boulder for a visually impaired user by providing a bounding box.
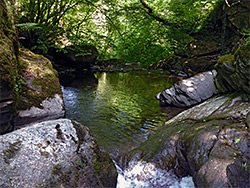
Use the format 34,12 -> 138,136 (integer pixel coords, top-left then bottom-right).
156,70 -> 217,107
0,119 -> 117,187
0,0 -> 19,134
215,41 -> 250,100
120,95 -> 250,187
13,48 -> 65,128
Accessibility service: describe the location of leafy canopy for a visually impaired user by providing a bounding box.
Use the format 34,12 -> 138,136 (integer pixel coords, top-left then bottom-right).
13,0 -> 222,67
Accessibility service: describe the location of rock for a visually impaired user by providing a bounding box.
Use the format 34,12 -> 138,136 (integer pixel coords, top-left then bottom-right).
14,48 -> 65,128
49,45 -> 98,85
193,125 -> 250,188
153,40 -> 221,77
156,70 -> 217,107
14,94 -> 65,128
63,45 -> 98,69
246,112 -> 250,128
215,41 -> 250,99
0,1 -> 19,134
185,40 -> 221,58
0,79 -> 14,134
0,119 -> 117,187
121,95 -> 250,187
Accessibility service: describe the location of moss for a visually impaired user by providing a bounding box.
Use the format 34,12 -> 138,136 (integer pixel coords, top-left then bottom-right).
15,48 -> 62,110
3,140 -> 22,164
71,120 -> 86,153
217,54 -> 235,66
0,2 -> 22,116
40,151 -> 50,158
93,147 -> 118,187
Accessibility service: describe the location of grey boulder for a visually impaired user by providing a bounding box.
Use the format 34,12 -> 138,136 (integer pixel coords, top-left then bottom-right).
156,70 -> 217,107
0,119 -> 117,188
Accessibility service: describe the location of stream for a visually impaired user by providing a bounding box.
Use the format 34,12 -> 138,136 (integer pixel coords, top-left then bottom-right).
62,71 -> 194,187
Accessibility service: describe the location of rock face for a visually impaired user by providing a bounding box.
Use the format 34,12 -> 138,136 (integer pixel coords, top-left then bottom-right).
0,79 -> 14,134
156,70 -> 217,107
14,48 -> 65,128
0,119 -> 118,187
0,1 -> 19,134
50,45 -> 98,86
121,96 -> 250,187
215,41 -> 250,100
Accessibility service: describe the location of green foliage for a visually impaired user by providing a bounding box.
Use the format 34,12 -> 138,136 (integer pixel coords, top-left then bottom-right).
15,0 -> 222,66
242,28 -> 250,44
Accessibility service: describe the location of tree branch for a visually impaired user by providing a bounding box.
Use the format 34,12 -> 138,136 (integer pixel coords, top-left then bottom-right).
139,0 -> 180,29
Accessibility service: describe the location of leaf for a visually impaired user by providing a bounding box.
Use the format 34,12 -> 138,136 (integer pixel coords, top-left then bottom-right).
234,138 -> 241,144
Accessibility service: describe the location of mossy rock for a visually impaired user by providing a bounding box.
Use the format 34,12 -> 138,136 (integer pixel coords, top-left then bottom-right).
16,48 -> 62,110
0,1 -> 19,134
0,1 -> 19,92
186,40 -> 221,58
215,41 -> 250,98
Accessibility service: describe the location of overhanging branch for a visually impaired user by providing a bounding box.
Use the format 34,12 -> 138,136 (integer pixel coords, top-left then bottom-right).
139,0 -> 181,29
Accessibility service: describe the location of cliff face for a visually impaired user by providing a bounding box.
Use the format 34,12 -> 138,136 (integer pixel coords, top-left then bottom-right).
0,1 -> 19,134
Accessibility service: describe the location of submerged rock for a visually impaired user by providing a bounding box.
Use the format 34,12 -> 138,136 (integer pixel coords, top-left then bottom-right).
122,95 -> 250,187
156,70 -> 217,107
0,119 -> 117,187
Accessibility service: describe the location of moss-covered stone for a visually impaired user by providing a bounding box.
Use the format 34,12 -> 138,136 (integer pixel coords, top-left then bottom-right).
0,1 -> 19,134
215,41 -> 250,99
16,48 -> 62,110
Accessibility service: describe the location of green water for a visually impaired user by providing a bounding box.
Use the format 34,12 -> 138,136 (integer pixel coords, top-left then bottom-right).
62,71 -> 177,158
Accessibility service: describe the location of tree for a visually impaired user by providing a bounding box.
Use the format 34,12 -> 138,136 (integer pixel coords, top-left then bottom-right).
15,0 -> 223,66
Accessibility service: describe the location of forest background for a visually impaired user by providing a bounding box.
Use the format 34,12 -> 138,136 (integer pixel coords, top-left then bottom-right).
6,0 -> 239,68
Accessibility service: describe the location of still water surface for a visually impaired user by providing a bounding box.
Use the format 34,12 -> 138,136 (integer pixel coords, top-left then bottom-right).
62,71 -> 176,157
62,71 -> 194,187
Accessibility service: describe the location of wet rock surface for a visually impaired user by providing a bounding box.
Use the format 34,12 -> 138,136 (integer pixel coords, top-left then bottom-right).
0,119 -> 117,188
156,70 -> 217,107
121,96 -> 250,187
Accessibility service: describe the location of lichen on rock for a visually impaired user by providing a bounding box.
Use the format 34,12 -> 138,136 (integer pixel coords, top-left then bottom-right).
0,119 -> 118,187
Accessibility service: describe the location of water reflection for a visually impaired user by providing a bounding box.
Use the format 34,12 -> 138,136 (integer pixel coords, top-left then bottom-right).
62,71 -> 177,158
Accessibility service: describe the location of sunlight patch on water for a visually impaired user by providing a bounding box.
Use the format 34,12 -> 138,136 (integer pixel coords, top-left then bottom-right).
116,160 -> 194,188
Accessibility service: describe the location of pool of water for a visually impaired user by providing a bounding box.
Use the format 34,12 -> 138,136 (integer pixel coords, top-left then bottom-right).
62,71 -> 178,158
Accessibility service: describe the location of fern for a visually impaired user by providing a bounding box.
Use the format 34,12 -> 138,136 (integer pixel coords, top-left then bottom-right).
15,23 -> 42,32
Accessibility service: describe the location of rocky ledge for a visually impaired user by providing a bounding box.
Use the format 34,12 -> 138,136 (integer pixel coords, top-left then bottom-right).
0,119 -> 117,187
